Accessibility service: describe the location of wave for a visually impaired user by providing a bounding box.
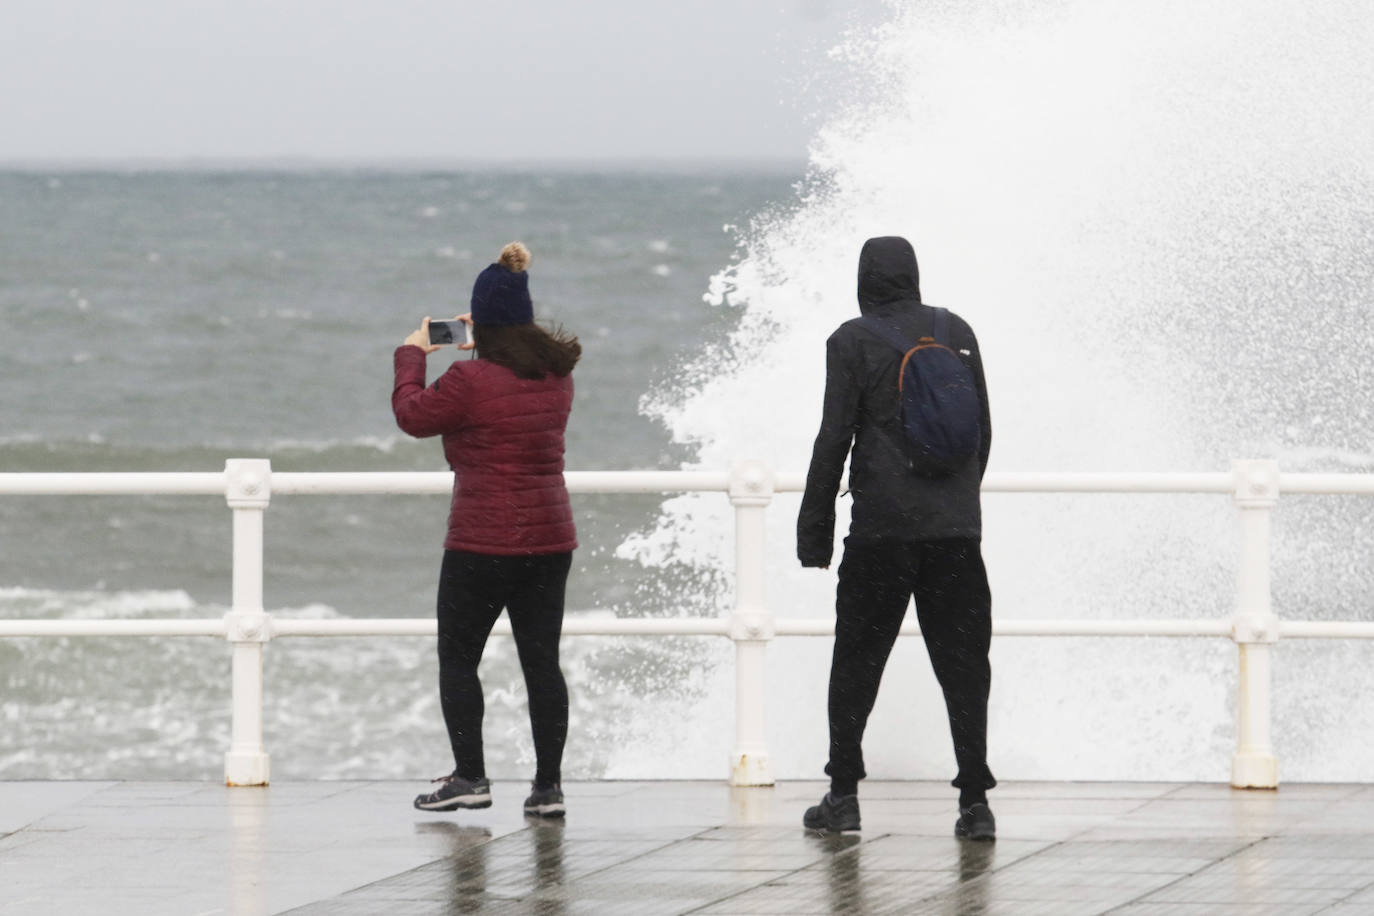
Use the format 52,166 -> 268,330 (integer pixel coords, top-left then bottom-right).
0,587 -> 355,621
0,587 -> 198,619
623,0 -> 1374,785
0,435 -> 438,472
0,586 -> 707,781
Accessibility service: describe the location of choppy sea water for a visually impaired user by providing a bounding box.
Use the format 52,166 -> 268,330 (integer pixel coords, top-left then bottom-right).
0,168 -> 792,779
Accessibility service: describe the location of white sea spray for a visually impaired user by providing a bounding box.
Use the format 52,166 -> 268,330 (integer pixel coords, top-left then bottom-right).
622,0 -> 1374,781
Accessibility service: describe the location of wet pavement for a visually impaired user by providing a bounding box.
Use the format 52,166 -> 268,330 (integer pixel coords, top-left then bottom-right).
2,780 -> 1373,914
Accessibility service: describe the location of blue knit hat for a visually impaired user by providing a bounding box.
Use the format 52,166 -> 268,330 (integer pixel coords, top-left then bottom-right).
470,242 -> 533,326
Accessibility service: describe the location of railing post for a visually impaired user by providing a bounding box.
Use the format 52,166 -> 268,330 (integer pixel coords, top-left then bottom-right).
1229,459 -> 1279,789
728,460 -> 775,787
224,459 -> 272,787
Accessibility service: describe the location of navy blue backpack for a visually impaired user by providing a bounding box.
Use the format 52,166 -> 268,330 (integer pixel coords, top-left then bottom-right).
858,307 -> 981,477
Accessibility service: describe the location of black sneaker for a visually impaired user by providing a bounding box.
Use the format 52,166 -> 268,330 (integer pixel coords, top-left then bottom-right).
523,783 -> 566,818
803,792 -> 860,833
413,773 -> 492,812
955,802 -> 996,841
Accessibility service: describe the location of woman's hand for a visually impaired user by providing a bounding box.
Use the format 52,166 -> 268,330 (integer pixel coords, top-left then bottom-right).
456,313 -> 475,351
403,317 -> 442,355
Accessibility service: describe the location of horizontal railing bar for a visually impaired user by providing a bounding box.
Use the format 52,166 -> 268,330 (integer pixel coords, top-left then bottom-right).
567,471 -> 732,495
776,618 -> 1236,637
271,618 -> 435,636
1281,621 -> 1374,638
993,619 -> 1234,637
3,469 -> 1374,498
270,470 -> 741,496
0,618 -> 733,638
270,472 -> 448,495
1277,474 -> 1374,495
0,472 -> 227,496
284,472 -> 1239,497
0,617 -> 1334,640
981,472 -> 1235,493
269,617 -> 733,637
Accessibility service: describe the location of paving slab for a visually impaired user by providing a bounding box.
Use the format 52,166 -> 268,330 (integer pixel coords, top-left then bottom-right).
1,780 -> 1371,914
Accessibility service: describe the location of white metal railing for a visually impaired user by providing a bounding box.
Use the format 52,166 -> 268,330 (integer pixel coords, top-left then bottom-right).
2,458 -> 1373,788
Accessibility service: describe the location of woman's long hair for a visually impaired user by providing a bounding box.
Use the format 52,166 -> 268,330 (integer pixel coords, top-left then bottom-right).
474,322 -> 581,379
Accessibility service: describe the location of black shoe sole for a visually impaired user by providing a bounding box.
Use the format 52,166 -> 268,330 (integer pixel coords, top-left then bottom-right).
804,807 -> 860,833
805,823 -> 861,834
414,795 -> 493,812
954,823 -> 995,841
524,803 -> 567,818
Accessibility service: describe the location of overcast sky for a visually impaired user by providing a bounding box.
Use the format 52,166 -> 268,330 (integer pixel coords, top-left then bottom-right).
1,0 -> 886,164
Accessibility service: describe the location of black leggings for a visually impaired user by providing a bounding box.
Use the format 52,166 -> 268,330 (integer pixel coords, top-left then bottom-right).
826,538 -> 996,796
436,549 -> 571,787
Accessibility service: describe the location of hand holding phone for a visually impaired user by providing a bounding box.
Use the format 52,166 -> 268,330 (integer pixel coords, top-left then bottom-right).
428,316 -> 474,349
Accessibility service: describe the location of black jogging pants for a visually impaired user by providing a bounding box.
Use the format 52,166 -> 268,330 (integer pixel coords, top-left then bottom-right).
825,538 -> 996,794
435,549 -> 571,788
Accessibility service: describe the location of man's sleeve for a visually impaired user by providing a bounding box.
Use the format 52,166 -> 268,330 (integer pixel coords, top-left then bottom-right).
797,333 -> 860,567
391,346 -> 467,438
965,327 -> 992,478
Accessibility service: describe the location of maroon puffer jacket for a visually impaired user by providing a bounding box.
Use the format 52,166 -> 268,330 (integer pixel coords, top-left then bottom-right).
392,345 -> 577,555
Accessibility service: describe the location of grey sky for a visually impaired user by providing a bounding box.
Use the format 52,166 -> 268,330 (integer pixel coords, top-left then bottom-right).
2,0 -> 884,163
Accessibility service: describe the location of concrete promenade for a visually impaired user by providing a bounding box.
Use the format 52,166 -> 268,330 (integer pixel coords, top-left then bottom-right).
3,780 -> 1374,915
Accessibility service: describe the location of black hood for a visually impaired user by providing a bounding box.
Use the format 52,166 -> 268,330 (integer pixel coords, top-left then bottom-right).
856,236 -> 921,313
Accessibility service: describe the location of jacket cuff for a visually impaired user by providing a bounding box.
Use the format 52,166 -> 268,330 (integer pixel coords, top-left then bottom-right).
394,345 -> 428,381
394,344 -> 427,366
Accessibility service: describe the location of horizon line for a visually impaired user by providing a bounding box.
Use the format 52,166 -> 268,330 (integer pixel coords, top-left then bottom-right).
0,155 -> 809,175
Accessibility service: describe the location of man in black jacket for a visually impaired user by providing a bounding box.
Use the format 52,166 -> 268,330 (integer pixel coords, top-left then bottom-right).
798,236 -> 996,840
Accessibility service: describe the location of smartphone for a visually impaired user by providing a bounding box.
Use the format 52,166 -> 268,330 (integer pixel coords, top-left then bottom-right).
428,320 -> 472,347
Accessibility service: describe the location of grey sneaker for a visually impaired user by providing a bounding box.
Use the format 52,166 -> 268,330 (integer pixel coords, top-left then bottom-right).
955,803 -> 996,841
414,773 -> 492,811
803,792 -> 860,833
523,783 -> 566,818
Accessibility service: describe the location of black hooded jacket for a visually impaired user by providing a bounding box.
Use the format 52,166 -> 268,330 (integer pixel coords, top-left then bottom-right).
797,237 -> 991,567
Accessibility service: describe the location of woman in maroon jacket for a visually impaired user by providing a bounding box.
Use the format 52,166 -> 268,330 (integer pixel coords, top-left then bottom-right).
393,242 -> 580,818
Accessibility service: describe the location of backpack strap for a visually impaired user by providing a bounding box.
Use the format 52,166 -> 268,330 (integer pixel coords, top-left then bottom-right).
856,314 -> 916,354
857,308 -> 947,353
933,307 -> 950,346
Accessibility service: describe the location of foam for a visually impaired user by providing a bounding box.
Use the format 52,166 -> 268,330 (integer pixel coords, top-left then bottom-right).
0,588 -> 358,622
627,0 -> 1374,782
257,435 -> 404,454
0,585 -> 693,781
0,587 -> 198,619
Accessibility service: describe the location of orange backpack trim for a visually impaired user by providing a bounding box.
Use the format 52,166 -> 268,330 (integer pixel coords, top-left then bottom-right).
896,337 -> 956,392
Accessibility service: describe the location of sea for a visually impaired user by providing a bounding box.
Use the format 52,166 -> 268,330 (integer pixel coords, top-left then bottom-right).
6,0 -> 1374,785
0,167 -> 798,780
